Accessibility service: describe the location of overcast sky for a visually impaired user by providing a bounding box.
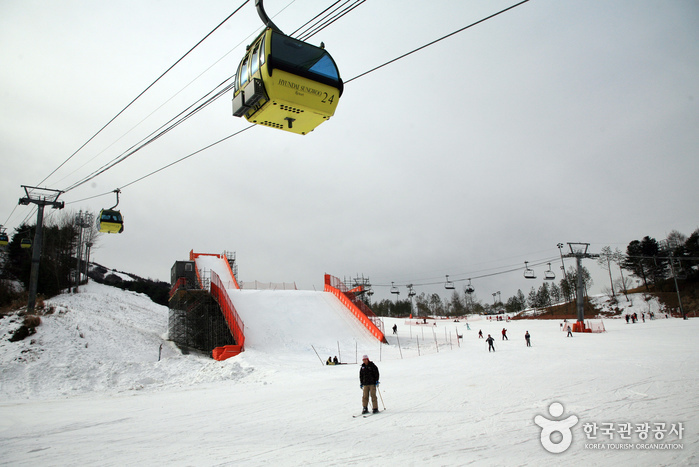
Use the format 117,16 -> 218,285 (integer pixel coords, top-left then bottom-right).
2,0 -> 698,305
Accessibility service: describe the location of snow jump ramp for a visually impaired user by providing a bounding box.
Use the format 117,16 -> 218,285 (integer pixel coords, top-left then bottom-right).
192,253 -> 380,361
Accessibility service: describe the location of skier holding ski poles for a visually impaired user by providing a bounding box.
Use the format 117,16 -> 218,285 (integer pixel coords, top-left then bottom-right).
359,355 -> 380,414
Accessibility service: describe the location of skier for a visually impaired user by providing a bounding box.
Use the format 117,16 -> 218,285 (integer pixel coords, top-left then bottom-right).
359,355 -> 380,414
502,328 -> 508,340
392,324 -> 397,334
566,325 -> 573,337
525,331 -> 531,347
486,334 -> 495,352
478,329 -> 483,339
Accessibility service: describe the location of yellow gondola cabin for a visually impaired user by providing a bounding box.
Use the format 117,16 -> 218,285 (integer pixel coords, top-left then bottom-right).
232,27 -> 343,135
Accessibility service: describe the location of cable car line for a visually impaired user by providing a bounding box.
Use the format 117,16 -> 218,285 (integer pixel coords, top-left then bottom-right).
289,0 -> 345,37
35,0 -> 251,190
118,124 -> 255,191
345,0 -> 530,85
294,0 -> 366,42
62,76 -> 236,193
8,0 -> 530,227
56,0 -> 351,193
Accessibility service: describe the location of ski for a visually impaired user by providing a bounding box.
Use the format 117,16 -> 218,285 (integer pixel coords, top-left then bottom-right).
353,410 -> 382,418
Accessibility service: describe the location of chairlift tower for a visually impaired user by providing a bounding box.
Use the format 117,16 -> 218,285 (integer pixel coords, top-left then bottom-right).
74,211 -> 93,292
562,242 -> 599,327
18,186 -> 65,313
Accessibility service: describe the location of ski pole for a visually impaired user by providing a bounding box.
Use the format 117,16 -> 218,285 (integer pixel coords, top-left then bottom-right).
377,386 -> 386,410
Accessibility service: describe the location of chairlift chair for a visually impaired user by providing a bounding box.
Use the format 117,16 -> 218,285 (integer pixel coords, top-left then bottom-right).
465,278 -> 475,294
390,282 -> 400,295
523,261 -> 536,279
408,284 -> 416,298
444,275 -> 455,290
544,263 -> 556,280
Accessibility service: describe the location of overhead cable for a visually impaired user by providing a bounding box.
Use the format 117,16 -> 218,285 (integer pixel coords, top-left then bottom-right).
36,0 -> 251,188
345,0 -> 530,84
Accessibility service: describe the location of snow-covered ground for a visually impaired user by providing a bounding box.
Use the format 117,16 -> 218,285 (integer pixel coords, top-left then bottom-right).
1,282 -> 697,466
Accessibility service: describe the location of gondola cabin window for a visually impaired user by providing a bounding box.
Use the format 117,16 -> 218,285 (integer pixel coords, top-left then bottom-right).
250,45 -> 260,77
239,57 -> 249,88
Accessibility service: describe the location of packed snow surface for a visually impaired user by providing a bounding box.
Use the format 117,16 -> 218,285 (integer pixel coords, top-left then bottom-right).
1,282 -> 697,466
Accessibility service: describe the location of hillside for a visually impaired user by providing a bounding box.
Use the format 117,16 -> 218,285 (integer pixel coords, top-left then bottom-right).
1,282 -> 697,465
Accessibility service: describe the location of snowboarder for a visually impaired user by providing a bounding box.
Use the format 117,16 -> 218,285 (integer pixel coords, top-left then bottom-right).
359,355 -> 380,414
502,328 -> 508,340
478,329 -> 483,338
333,356 -> 339,364
566,325 -> 573,337
466,323 -> 471,330
392,324 -> 397,334
486,334 -> 495,352
525,331 -> 531,347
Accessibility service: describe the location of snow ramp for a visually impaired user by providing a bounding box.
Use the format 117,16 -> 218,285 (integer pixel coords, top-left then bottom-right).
191,252 -> 382,361
224,289 -> 380,360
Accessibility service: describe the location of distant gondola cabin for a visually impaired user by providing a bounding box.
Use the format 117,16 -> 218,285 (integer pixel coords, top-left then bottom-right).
232,28 -> 343,135
0,232 -> 8,246
20,238 -> 32,249
98,209 -> 124,234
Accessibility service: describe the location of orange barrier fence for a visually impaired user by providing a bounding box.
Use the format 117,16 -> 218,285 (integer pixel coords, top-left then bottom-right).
210,271 -> 245,359
324,274 -> 386,343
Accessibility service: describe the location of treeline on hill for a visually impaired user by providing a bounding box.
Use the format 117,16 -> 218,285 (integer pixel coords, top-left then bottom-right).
367,228 -> 699,318
0,211 -> 169,310
88,263 -> 169,306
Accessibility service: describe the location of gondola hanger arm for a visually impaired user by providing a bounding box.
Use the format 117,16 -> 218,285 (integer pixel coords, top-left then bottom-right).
256,0 -> 284,34
110,189 -> 121,210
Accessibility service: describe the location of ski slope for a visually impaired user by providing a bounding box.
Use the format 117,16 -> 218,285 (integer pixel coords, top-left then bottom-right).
193,253 -> 379,361
1,283 -> 698,465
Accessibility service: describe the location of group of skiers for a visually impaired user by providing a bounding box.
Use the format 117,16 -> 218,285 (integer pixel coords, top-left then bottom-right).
477,327 -> 531,351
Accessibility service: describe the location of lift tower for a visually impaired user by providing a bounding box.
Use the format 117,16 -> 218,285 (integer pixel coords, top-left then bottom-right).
18,186 -> 65,313
563,242 -> 599,331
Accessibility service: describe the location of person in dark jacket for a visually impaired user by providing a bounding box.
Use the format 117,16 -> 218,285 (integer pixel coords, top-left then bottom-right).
359,355 -> 380,414
486,334 -> 495,352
